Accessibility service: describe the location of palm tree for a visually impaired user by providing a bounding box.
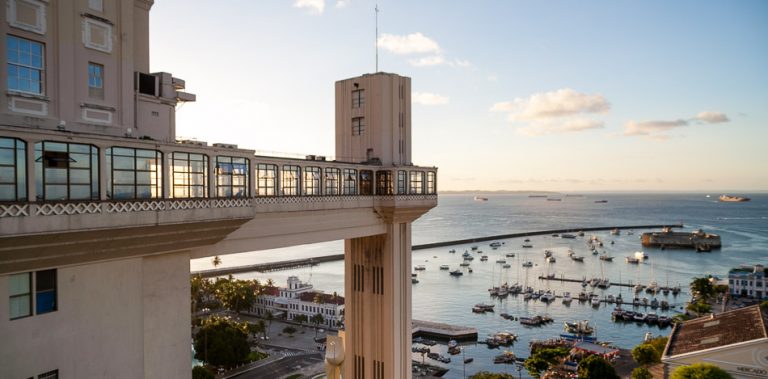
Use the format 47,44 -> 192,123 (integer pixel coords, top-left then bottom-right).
212,255 -> 222,268
265,310 -> 274,337
311,313 -> 325,337
293,314 -> 308,328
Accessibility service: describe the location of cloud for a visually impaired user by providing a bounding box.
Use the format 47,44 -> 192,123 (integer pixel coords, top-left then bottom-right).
378,33 -> 441,55
518,118 -> 605,136
452,59 -> 472,68
412,92 -> 449,106
409,55 -> 445,67
294,0 -> 325,14
336,0 -> 351,8
695,111 -> 729,124
492,88 -> 610,120
624,119 -> 688,136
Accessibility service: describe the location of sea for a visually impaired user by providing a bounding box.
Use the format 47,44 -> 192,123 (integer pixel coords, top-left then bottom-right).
191,193 -> 768,378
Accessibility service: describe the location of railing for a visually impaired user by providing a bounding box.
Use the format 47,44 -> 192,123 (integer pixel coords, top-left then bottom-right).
0,194 -> 437,218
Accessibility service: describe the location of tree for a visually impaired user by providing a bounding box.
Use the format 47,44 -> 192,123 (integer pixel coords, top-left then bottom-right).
577,355 -> 619,379
469,372 -> 514,379
311,313 -> 326,337
283,326 -> 297,337
193,366 -> 215,379
247,321 -> 264,339
214,277 -> 257,315
293,314 -> 308,327
524,356 -> 550,378
212,255 -> 222,268
632,367 -> 653,379
256,319 -> 267,339
686,301 -> 712,315
193,316 -> 250,367
670,363 -> 733,379
690,277 -> 714,300
632,344 -> 660,365
265,311 -> 274,337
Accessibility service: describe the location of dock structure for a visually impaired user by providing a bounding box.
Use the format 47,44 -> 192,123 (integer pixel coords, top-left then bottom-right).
412,319 -> 478,342
537,275 -> 636,288
194,254 -> 345,278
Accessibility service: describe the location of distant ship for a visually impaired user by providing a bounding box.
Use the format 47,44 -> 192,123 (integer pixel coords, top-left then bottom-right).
474,196 -> 488,202
547,198 -> 562,202
719,194 -> 750,202
594,200 -> 608,203
529,195 -> 548,198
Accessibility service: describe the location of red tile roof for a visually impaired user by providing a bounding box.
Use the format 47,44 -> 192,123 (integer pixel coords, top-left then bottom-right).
664,305 -> 768,357
298,291 -> 345,305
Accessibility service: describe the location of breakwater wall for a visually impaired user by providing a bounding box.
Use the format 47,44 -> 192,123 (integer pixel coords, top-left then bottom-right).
192,223 -> 682,278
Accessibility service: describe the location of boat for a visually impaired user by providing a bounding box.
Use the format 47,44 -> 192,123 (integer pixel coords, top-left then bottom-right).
474,303 -> 495,312
594,200 -> 608,203
571,255 -> 584,262
474,196 -> 488,202
546,256 -> 556,263
563,320 -> 594,335
544,250 -> 554,257
658,315 -> 671,327
462,251 -> 471,258
502,264 -> 511,269
519,316 -> 542,326
449,270 -> 463,276
415,265 -> 426,271
411,273 -> 418,277
440,265 -> 450,270
496,259 -> 507,264
459,262 -> 470,267
547,198 -> 562,202
719,194 -> 750,202
607,294 -> 615,303
561,233 -> 576,239
646,312 -> 658,324
522,261 -> 533,267
551,233 -> 559,237
464,256 -> 474,261
650,298 -> 659,309
480,255 -> 488,261
599,255 -> 614,262
591,297 -> 601,307
463,358 -> 474,364
611,307 -> 625,319
448,249 -> 456,253
611,228 -> 620,235
412,278 -> 419,284
540,291 -> 556,302
626,256 -> 640,264
660,300 -> 670,310
493,351 -> 517,364
468,268 -> 473,273
524,238 -> 530,242
562,292 -> 573,305
633,312 -> 647,322
635,251 -> 648,260
490,332 -> 517,346
522,243 -> 533,248
471,246 -> 479,251
505,253 -> 515,258
489,242 -> 502,248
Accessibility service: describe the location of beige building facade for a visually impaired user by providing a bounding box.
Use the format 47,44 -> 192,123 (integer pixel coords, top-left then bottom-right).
2,1 -> 436,378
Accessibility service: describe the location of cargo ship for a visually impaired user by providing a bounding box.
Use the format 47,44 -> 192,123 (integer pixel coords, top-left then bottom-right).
718,194 -> 750,202
641,227 -> 721,250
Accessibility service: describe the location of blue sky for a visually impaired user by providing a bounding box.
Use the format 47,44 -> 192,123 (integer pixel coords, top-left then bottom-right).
150,1 -> 767,191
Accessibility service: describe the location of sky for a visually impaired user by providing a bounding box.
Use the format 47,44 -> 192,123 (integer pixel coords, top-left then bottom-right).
149,1 -> 768,192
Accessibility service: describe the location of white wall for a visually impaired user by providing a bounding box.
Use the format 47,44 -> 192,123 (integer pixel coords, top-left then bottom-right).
0,252 -> 190,379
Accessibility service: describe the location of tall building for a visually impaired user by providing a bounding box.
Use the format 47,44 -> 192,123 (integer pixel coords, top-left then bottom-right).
1,2 -> 436,379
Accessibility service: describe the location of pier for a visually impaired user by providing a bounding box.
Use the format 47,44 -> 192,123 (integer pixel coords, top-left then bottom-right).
412,319 -> 478,342
192,223 -> 682,277
537,275 -> 636,288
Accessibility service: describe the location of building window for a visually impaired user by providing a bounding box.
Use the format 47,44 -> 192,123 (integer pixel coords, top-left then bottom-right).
360,170 -> 373,195
352,117 -> 364,136
409,171 -> 424,194
0,137 -> 27,201
38,369 -> 58,379
376,171 -> 393,195
7,35 -> 44,95
83,17 -> 112,53
256,163 -> 278,196
88,62 -> 104,98
9,272 -> 31,319
342,168 -> 357,195
281,165 -> 300,196
325,168 -> 340,195
35,142 -> 99,201
215,156 -> 249,198
426,172 -> 436,194
171,152 -> 208,198
35,269 -> 56,314
7,0 -> 47,34
303,166 -> 321,196
397,170 -> 407,195
106,147 -> 162,200
352,89 -> 364,108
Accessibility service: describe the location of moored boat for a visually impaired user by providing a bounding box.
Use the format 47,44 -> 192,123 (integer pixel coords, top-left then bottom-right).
719,194 -> 750,202
450,269 -> 463,276
440,265 -> 450,270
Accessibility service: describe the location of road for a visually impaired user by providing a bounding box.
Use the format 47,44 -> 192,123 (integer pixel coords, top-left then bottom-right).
230,352 -> 324,379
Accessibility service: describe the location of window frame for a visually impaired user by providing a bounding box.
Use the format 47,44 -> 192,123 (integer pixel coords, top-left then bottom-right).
375,170 -> 393,195
0,137 -> 27,201
106,147 -> 162,200
6,34 -> 45,95
352,89 -> 365,108
170,152 -> 208,199
324,168 -> 340,196
426,171 -> 436,194
409,171 -> 424,195
36,141 -> 99,201
88,62 -> 104,98
352,117 -> 364,136
256,163 -> 278,196
303,166 -> 321,196
9,272 -> 32,320
397,170 -> 407,195
342,168 -> 357,195
281,165 -> 301,196
35,269 -> 57,314
359,170 -> 373,195
215,156 -> 249,198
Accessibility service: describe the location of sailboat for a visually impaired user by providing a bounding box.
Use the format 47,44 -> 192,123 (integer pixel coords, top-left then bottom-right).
488,264 -> 499,296
597,259 -> 610,289
646,261 -> 659,294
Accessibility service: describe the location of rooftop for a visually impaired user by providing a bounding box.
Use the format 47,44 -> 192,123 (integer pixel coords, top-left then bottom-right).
298,291 -> 344,305
663,305 -> 768,357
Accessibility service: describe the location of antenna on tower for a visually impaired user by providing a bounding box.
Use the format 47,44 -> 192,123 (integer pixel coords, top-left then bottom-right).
375,3 -> 379,72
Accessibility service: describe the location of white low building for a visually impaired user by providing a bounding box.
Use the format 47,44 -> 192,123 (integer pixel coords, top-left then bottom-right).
729,264 -> 767,300
251,276 -> 344,329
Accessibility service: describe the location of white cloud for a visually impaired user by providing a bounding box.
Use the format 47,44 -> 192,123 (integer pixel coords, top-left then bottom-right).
518,118 -> 605,136
294,0 -> 325,14
624,119 -> 688,136
412,92 -> 449,106
377,33 -> 441,55
452,59 -> 472,68
409,55 -> 445,67
492,88 -> 610,120
696,111 -> 729,124
336,0 -> 351,8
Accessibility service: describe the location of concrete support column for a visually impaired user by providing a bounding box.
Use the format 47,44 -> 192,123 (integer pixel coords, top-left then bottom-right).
344,221 -> 412,379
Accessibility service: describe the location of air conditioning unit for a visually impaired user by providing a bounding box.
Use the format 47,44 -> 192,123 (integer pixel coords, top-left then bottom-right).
213,143 -> 238,149
305,155 -> 316,160
315,156 -> 326,161
177,139 -> 207,147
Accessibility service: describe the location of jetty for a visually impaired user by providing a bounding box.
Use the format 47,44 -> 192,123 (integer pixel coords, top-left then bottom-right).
192,223 -> 682,277
412,319 -> 478,342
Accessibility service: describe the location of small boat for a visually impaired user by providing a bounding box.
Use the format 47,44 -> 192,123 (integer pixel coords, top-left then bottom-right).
564,320 -> 594,335
544,250 -> 554,257
459,262 -> 470,267
412,278 -> 419,284
524,238 -> 530,242
411,273 -> 418,277
594,200 -> 608,203
634,312 -> 647,322
462,251 -> 471,258
571,254 -> 584,262
611,307 -> 625,319
505,253 -> 515,258
464,256 -> 474,261
561,233 -> 576,239
449,270 -> 463,276
468,268 -> 473,273
463,358 -> 473,364
437,355 -> 451,363
440,265 -> 450,270
496,259 -> 507,264
607,294 -> 615,303
591,297 -> 601,307
610,228 -> 620,235
600,255 -> 614,262
540,291 -> 556,302
646,312 -> 658,324
502,264 -> 511,268
415,265 -> 426,271
626,256 -> 640,264
490,242 -> 502,248
480,255 -> 488,261
719,194 -> 751,202
634,251 -> 648,260
660,300 -> 670,310
658,315 -> 671,327
522,261 -> 533,267
650,298 -> 659,309
471,246 -> 479,251
522,243 -> 533,248
546,256 -> 556,263
448,249 -> 456,253
474,196 -> 488,202
551,233 -> 559,237
562,292 -> 573,304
